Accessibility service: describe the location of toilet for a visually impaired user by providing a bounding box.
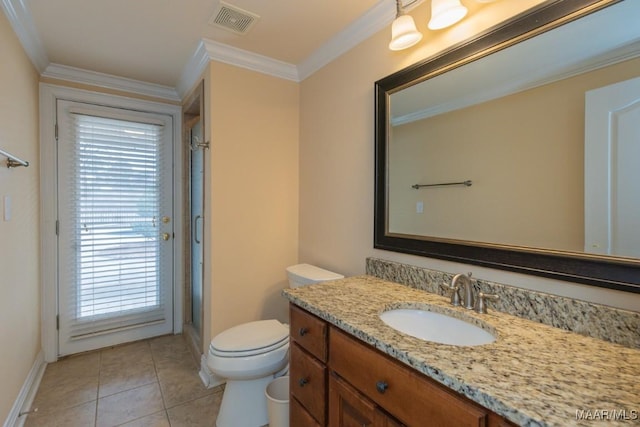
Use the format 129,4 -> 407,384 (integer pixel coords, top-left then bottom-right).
207,263 -> 344,427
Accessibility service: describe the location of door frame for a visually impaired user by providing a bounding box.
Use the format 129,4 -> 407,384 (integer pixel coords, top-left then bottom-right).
182,81 -> 206,357
39,83 -> 184,362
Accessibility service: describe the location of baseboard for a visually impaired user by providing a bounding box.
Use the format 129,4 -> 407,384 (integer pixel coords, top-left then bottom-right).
199,354 -> 225,389
3,350 -> 46,427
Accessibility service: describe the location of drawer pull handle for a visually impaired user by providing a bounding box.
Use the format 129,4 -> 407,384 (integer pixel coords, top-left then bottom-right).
376,381 -> 388,394
298,378 -> 309,387
298,327 -> 309,336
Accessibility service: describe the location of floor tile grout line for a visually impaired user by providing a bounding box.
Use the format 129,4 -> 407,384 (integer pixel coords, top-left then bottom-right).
94,349 -> 102,427
94,379 -> 164,426
150,340 -> 172,412
97,338 -> 158,400
112,409 -> 168,427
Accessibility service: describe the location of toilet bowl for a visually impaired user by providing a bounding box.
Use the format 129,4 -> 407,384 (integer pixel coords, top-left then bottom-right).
207,264 -> 343,427
208,320 -> 289,427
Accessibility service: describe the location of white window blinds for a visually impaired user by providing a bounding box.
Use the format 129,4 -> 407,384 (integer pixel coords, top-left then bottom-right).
61,111 -> 169,339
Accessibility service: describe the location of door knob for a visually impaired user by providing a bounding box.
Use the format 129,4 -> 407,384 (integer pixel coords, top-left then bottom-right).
161,232 -> 171,241
162,216 -> 171,224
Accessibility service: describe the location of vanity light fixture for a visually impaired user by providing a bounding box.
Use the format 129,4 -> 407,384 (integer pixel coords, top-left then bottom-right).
428,0 -> 468,30
389,0 -> 423,51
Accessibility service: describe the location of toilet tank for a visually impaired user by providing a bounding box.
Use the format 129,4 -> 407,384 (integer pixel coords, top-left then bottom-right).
286,263 -> 344,288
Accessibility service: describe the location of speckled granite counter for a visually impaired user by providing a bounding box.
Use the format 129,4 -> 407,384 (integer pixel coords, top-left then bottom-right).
283,276 -> 640,427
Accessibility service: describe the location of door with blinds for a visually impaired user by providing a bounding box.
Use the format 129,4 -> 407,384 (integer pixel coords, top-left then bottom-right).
56,100 -> 174,356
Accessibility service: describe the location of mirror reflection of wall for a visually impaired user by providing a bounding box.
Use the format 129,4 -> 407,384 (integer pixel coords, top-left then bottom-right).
388,56 -> 640,256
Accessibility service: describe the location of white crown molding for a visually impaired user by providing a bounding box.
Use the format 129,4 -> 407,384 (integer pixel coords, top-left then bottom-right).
3,0 -> 179,101
177,39 -> 299,94
202,38 -> 300,82
179,0 -> 425,90
298,0 -> 397,81
1,0 -> 49,72
176,40 -> 210,99
42,63 -> 181,101
7,0 -> 418,100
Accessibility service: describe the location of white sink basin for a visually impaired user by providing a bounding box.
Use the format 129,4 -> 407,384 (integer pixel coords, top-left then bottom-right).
380,308 -> 496,346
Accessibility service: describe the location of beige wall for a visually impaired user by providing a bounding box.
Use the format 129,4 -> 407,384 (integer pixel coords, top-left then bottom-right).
299,0 -> 640,311
208,62 -> 299,338
0,11 -> 41,422
389,57 -> 640,253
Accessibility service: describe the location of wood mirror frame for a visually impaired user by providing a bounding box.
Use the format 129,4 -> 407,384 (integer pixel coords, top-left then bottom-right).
374,0 -> 640,293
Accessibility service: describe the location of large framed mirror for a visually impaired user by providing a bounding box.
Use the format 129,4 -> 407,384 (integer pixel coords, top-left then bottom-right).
374,0 -> 640,293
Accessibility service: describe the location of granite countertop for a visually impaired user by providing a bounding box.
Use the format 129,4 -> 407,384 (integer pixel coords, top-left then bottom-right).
282,275 -> 640,427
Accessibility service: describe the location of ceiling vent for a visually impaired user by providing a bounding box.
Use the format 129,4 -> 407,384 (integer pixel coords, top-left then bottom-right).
210,2 -> 260,35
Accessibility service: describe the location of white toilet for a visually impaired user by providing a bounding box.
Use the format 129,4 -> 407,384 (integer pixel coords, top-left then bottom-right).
207,263 -> 343,427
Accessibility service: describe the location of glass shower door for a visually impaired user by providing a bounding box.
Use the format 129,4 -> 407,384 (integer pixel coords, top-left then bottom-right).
190,121 -> 204,335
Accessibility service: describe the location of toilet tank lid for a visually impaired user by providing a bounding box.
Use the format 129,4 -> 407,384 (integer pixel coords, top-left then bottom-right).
286,263 -> 344,281
211,320 -> 289,352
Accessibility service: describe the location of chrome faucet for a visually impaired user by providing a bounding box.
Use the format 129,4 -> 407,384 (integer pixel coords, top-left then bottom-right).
442,272 -> 500,314
452,272 -> 475,309
441,272 -> 473,308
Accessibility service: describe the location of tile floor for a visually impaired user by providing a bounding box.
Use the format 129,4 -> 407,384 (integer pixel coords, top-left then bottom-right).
24,335 -> 224,427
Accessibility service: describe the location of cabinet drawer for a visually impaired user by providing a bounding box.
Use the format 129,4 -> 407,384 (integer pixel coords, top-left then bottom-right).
291,396 -> 322,427
291,342 -> 327,425
290,304 -> 328,362
330,327 -> 488,427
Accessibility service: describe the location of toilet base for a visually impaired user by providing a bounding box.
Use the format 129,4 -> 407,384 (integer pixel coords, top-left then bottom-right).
216,375 -> 274,427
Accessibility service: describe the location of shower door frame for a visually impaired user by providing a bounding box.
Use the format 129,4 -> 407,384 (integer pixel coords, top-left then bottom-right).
182,81 -> 206,357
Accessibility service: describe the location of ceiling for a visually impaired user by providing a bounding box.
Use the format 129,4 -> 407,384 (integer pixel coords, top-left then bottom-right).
4,0 -> 410,95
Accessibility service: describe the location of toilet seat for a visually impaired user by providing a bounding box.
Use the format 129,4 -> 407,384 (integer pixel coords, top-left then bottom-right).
210,335 -> 288,357
207,320 -> 290,381
210,319 -> 289,357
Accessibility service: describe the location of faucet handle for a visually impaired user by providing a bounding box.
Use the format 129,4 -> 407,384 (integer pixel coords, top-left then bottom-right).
440,283 -> 461,306
475,292 -> 499,314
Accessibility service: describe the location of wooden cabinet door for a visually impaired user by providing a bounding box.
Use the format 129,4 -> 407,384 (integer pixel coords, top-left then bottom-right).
291,343 -> 327,425
329,374 -> 404,427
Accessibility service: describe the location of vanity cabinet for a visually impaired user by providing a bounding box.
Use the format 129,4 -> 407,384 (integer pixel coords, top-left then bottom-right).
290,305 -> 328,426
289,304 -> 517,427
